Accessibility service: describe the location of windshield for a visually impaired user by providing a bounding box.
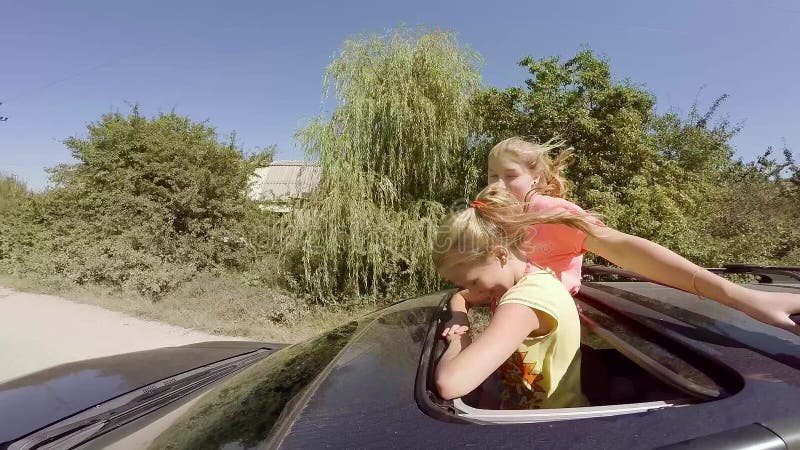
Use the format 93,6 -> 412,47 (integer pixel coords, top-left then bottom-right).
148,321 -> 359,449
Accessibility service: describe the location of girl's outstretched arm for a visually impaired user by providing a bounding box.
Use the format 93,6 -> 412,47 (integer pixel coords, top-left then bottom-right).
435,303 -> 548,400
583,225 -> 800,335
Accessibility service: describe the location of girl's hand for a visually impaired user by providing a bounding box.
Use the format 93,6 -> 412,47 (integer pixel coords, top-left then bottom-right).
741,291 -> 800,335
441,324 -> 469,342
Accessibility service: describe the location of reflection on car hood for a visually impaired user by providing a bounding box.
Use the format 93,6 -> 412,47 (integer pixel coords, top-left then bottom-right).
586,282 -> 800,367
0,341 -> 281,444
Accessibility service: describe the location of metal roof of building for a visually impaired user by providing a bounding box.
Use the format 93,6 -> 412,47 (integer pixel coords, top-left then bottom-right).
248,160 -> 321,202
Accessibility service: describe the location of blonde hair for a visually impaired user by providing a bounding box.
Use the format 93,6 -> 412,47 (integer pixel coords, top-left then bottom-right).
488,137 -> 573,198
432,185 -> 597,275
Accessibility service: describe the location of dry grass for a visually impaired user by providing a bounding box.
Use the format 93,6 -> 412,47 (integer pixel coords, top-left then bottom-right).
0,272 -> 375,343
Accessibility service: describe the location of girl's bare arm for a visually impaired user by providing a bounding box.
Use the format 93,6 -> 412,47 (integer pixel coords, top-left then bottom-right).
450,289 -> 491,311
444,289 -> 490,332
435,303 -> 548,400
584,225 -> 800,334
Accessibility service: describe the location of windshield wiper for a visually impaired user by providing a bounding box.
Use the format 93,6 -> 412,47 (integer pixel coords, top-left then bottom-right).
9,348 -> 272,450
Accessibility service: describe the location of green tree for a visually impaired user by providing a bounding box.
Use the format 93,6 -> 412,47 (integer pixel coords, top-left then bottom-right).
281,28 -> 483,305
0,173 -> 31,264
0,173 -> 28,208
7,108 -> 273,298
699,146 -> 800,264
472,49 -> 782,265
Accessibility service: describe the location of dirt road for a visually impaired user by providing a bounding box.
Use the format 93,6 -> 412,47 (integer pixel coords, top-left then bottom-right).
0,286 -> 241,383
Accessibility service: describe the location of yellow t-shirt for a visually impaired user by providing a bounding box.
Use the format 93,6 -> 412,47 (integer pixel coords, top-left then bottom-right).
493,268 -> 586,410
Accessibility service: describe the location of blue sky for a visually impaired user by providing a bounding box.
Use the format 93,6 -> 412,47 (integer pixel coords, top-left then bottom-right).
1,0 -> 798,191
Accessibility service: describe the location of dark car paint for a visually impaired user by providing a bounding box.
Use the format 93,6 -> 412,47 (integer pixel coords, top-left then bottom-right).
5,280 -> 800,449
588,283 -> 800,371
269,285 -> 800,449
0,341 -> 282,445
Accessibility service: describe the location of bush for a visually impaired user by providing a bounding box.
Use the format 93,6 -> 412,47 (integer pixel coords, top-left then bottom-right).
1,108 -> 275,299
474,50 -> 799,266
0,174 -> 31,266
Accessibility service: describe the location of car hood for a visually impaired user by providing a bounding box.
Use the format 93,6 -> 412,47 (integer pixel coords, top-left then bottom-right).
0,341 -> 283,444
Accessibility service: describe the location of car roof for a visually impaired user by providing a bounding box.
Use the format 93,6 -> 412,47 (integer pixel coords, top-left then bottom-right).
273,285 -> 800,449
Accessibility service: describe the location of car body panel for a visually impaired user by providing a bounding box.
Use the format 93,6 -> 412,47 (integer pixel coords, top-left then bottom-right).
274,284 -> 800,449
588,282 -> 800,370
5,279 -> 800,449
0,341 -> 281,445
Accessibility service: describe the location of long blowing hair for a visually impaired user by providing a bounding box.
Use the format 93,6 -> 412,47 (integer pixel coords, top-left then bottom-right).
488,137 -> 574,198
432,185 -> 597,275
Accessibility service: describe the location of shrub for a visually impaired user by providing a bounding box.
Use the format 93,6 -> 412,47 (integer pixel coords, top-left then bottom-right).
2,108 -> 275,298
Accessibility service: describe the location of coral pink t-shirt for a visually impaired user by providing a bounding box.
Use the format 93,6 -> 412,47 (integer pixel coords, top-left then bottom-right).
524,196 -> 599,295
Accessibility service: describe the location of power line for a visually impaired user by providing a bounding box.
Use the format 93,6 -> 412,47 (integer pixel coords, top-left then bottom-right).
0,18 -> 246,107
0,40 -> 175,106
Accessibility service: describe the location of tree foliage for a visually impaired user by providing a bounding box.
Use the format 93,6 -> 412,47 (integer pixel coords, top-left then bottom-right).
2,34 -> 796,309
0,173 -> 31,263
699,146 -> 800,264
474,49 -> 797,265
280,29 -> 483,304
2,108 -> 275,298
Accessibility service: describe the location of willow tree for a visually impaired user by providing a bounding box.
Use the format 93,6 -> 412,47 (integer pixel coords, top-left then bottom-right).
281,29 -> 483,305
